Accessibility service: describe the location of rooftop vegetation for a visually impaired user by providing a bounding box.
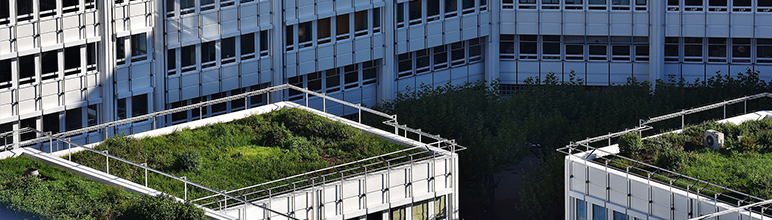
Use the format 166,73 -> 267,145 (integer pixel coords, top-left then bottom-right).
0,156 -> 204,220
618,118 -> 772,199
69,107 -> 407,201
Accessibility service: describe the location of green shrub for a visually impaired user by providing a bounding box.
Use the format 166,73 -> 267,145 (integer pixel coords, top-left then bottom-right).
173,151 -> 201,172
654,147 -> 688,170
618,132 -> 643,158
118,194 -> 205,220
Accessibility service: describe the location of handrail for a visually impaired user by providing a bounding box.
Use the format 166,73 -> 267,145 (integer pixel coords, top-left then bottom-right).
641,92 -> 772,125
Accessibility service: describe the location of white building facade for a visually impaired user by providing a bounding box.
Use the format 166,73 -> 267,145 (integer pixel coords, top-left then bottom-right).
3,0 -> 772,144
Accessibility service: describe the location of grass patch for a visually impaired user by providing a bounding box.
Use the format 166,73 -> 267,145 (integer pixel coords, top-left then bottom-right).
0,156 -> 204,220
70,108 -> 408,201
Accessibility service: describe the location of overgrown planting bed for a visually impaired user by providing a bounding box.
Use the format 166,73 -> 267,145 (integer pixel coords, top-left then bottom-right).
0,156 -> 204,220
615,118 -> 772,199
70,108 -> 407,201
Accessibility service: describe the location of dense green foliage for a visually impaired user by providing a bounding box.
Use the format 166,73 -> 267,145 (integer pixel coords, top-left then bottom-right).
618,119 -> 772,198
372,69 -> 772,219
71,108 -> 406,200
0,157 -> 204,220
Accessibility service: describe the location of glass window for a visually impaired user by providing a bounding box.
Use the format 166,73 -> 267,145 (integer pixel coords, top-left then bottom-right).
180,0 -> 195,9
463,0 -> 475,10
0,1 -> 9,20
451,42 -> 466,64
308,72 -> 322,91
65,108 -> 82,131
222,37 -> 236,61
170,101 -> 186,123
326,69 -> 340,92
542,35 -> 560,59
131,33 -> 147,57
18,55 -> 35,81
613,211 -> 626,220
362,60 -> 378,84
665,37 -> 679,61
286,25 -> 295,50
354,11 -> 368,36
391,206 -> 406,220
734,0 -> 751,6
612,46 -> 630,60
761,0 -> 772,7
416,49 -> 430,73
435,196 -> 447,219
211,92 -> 227,114
20,118 -> 36,141
589,0 -> 607,9
519,35 -> 537,59
373,8 -> 381,31
0,123 -> 11,145
259,30 -> 270,56
87,104 -> 98,127
635,45 -> 649,61
65,46 -> 80,71
40,50 -> 58,76
398,53 -> 413,73
166,0 -> 174,13
434,46 -> 448,68
635,0 -> 645,6
336,14 -> 350,40
40,0 -> 56,12
180,45 -> 196,71
500,34 -> 516,59
132,94 -> 148,117
241,33 -> 256,56
445,0 -> 458,16
0,60 -> 10,85
592,204 -> 606,220
117,98 -> 127,120
667,0 -> 678,5
412,201 -> 429,220
410,0 -> 423,23
733,38 -> 751,62
708,0 -> 726,6
684,37 -> 703,62
318,18 -> 332,44
576,199 -> 586,220
17,0 -> 33,16
612,0 -> 629,5
299,22 -> 314,46
757,39 -> 772,62
344,64 -> 359,89
116,37 -> 127,61
201,41 -> 217,66
397,3 -> 406,26
589,45 -> 607,60
708,38 -> 727,62
428,0 -> 441,19
63,0 -> 79,13
43,113 -> 59,133
87,43 -> 97,67
469,38 -> 483,62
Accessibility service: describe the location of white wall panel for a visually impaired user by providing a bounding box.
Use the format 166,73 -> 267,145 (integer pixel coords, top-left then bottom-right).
180,16 -> 200,43
706,14 -> 729,37
450,66 -> 468,85
241,60 -> 260,87
222,65 -> 239,91
586,63 -> 609,86
516,11 -> 538,34
586,12 -> 609,36
563,11 -> 585,36
705,64 -> 728,78
633,12 -> 649,36
632,63 -> 648,83
609,63 -> 631,85
730,14 -> 754,38
539,11 -> 561,35
682,13 -> 705,37
570,162 -> 586,193
609,13 -> 632,36
756,14 -> 772,38
517,61 -> 539,84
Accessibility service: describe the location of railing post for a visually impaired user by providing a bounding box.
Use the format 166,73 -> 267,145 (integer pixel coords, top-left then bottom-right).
68,138 -> 72,161
744,99 -> 747,114
323,93 -> 327,113
681,109 -> 685,128
182,176 -> 188,201
48,132 -> 52,152
143,163 -> 148,187
305,90 -> 309,107
358,103 -> 362,123
104,150 -> 109,174
723,104 -> 727,119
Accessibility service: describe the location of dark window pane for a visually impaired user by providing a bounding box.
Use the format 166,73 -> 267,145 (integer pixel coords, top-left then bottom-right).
241,33 -> 255,55
222,37 -> 236,59
41,51 -> 58,75
410,0 -> 422,20
43,113 -> 59,133
65,108 -> 82,131
20,118 -> 36,141
131,33 -> 147,56
65,46 -> 80,70
132,94 -> 148,117
337,14 -> 350,36
17,0 -> 33,15
87,43 -> 97,66
117,98 -> 127,120
87,104 -> 98,127
201,41 -> 216,63
0,60 -> 10,83
318,18 -> 331,39
19,55 -> 35,79
181,45 -> 195,67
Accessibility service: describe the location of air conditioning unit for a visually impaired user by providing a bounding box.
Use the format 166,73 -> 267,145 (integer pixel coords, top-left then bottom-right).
705,130 -> 725,150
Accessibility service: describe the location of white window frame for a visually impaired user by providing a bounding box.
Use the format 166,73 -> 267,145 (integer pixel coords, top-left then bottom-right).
588,0 -> 608,10
757,38 -> 772,63
541,0 -> 560,10
611,0 -> 631,10
565,0 -> 584,10
518,0 -> 537,9
707,0 -> 726,11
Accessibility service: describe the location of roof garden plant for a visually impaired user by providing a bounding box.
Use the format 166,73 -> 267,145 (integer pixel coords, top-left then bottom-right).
617,118 -> 772,199
0,156 -> 204,220
69,107 -> 408,201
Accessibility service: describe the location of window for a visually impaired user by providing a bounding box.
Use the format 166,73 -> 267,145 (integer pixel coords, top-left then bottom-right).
201,0 -> 216,10
566,0 -> 583,9
117,98 -> 127,120
116,37 -> 127,65
65,108 -> 83,131
0,1 -> 9,23
41,51 -> 58,81
373,8 -> 381,32
63,0 -> 79,13
634,37 -> 649,61
0,60 -> 10,89
132,94 -> 149,117
589,0 -> 607,10
708,0 -> 725,11
665,37 -> 679,62
667,0 -> 679,11
344,65 -> 359,89
611,37 -> 631,61
17,0 -> 33,21
259,30 -> 270,56
131,33 -> 147,62
210,93 -> 227,115
249,83 -> 269,107
588,37 -> 608,61
308,72 -> 322,91
170,101 -> 186,123
416,49 -> 431,74
445,0 -> 458,17
43,113 -> 59,133
398,53 -> 413,77
222,37 -> 236,64
757,39 -> 772,63
87,104 -> 99,127
391,206 -> 406,220
612,0 -> 630,10
542,0 -> 559,9
190,97 -> 206,118
542,35 -> 560,60
412,201 -> 429,220
39,0 -> 56,17
326,69 -> 340,93
166,0 -> 175,14
732,38 -> 751,63
612,211 -> 626,220
164,50 -> 176,76
318,18 -> 332,44
409,0 -> 423,25
180,0 -> 195,14
500,34 -> 516,59
451,42 -> 466,65
708,38 -> 727,62
503,0 -> 515,9
435,196 -> 447,220
298,22 -> 313,47
760,0 -> 772,11
87,43 -> 97,71
462,0 -> 475,13
469,38 -> 483,62
18,55 -> 35,84
684,37 -> 703,62
0,123 -> 13,145
576,199 -> 587,220
286,25 -> 295,51
397,3 -> 406,28
181,45 -> 196,72
519,35 -> 537,59
565,36 -> 584,60
241,33 -> 256,59
201,41 -> 217,68
434,46 -> 449,69
65,46 -> 80,76
354,11 -> 368,37
428,0 -> 441,20
592,204 -> 606,220
19,118 -> 36,142
230,89 -> 245,110
362,60 -> 378,85
336,14 -> 350,41
634,0 -> 646,10
520,0 -> 537,9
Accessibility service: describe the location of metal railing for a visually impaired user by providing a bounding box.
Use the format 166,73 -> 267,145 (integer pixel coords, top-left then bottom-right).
557,92 -> 772,219
0,84 -> 465,218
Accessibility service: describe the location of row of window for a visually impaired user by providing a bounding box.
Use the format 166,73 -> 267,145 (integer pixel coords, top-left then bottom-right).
116,33 -> 148,66
285,8 -> 381,52
397,38 -> 485,79
168,83 -> 270,125
573,198 -> 643,220
665,37 -> 772,63
166,0 -> 259,16
500,35 -> 649,62
390,196 -> 448,220
0,0 -> 95,24
287,60 -> 380,100
397,0 -> 486,29
0,42 -> 98,89
668,0 -> 772,12
507,0 -> 647,10
167,30 -> 270,75
0,104 -> 99,147
116,93 -> 149,120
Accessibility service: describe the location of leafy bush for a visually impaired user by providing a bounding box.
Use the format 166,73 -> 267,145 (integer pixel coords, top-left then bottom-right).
118,194 -> 204,220
654,147 -> 688,170
618,133 -> 643,158
174,151 -> 201,172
